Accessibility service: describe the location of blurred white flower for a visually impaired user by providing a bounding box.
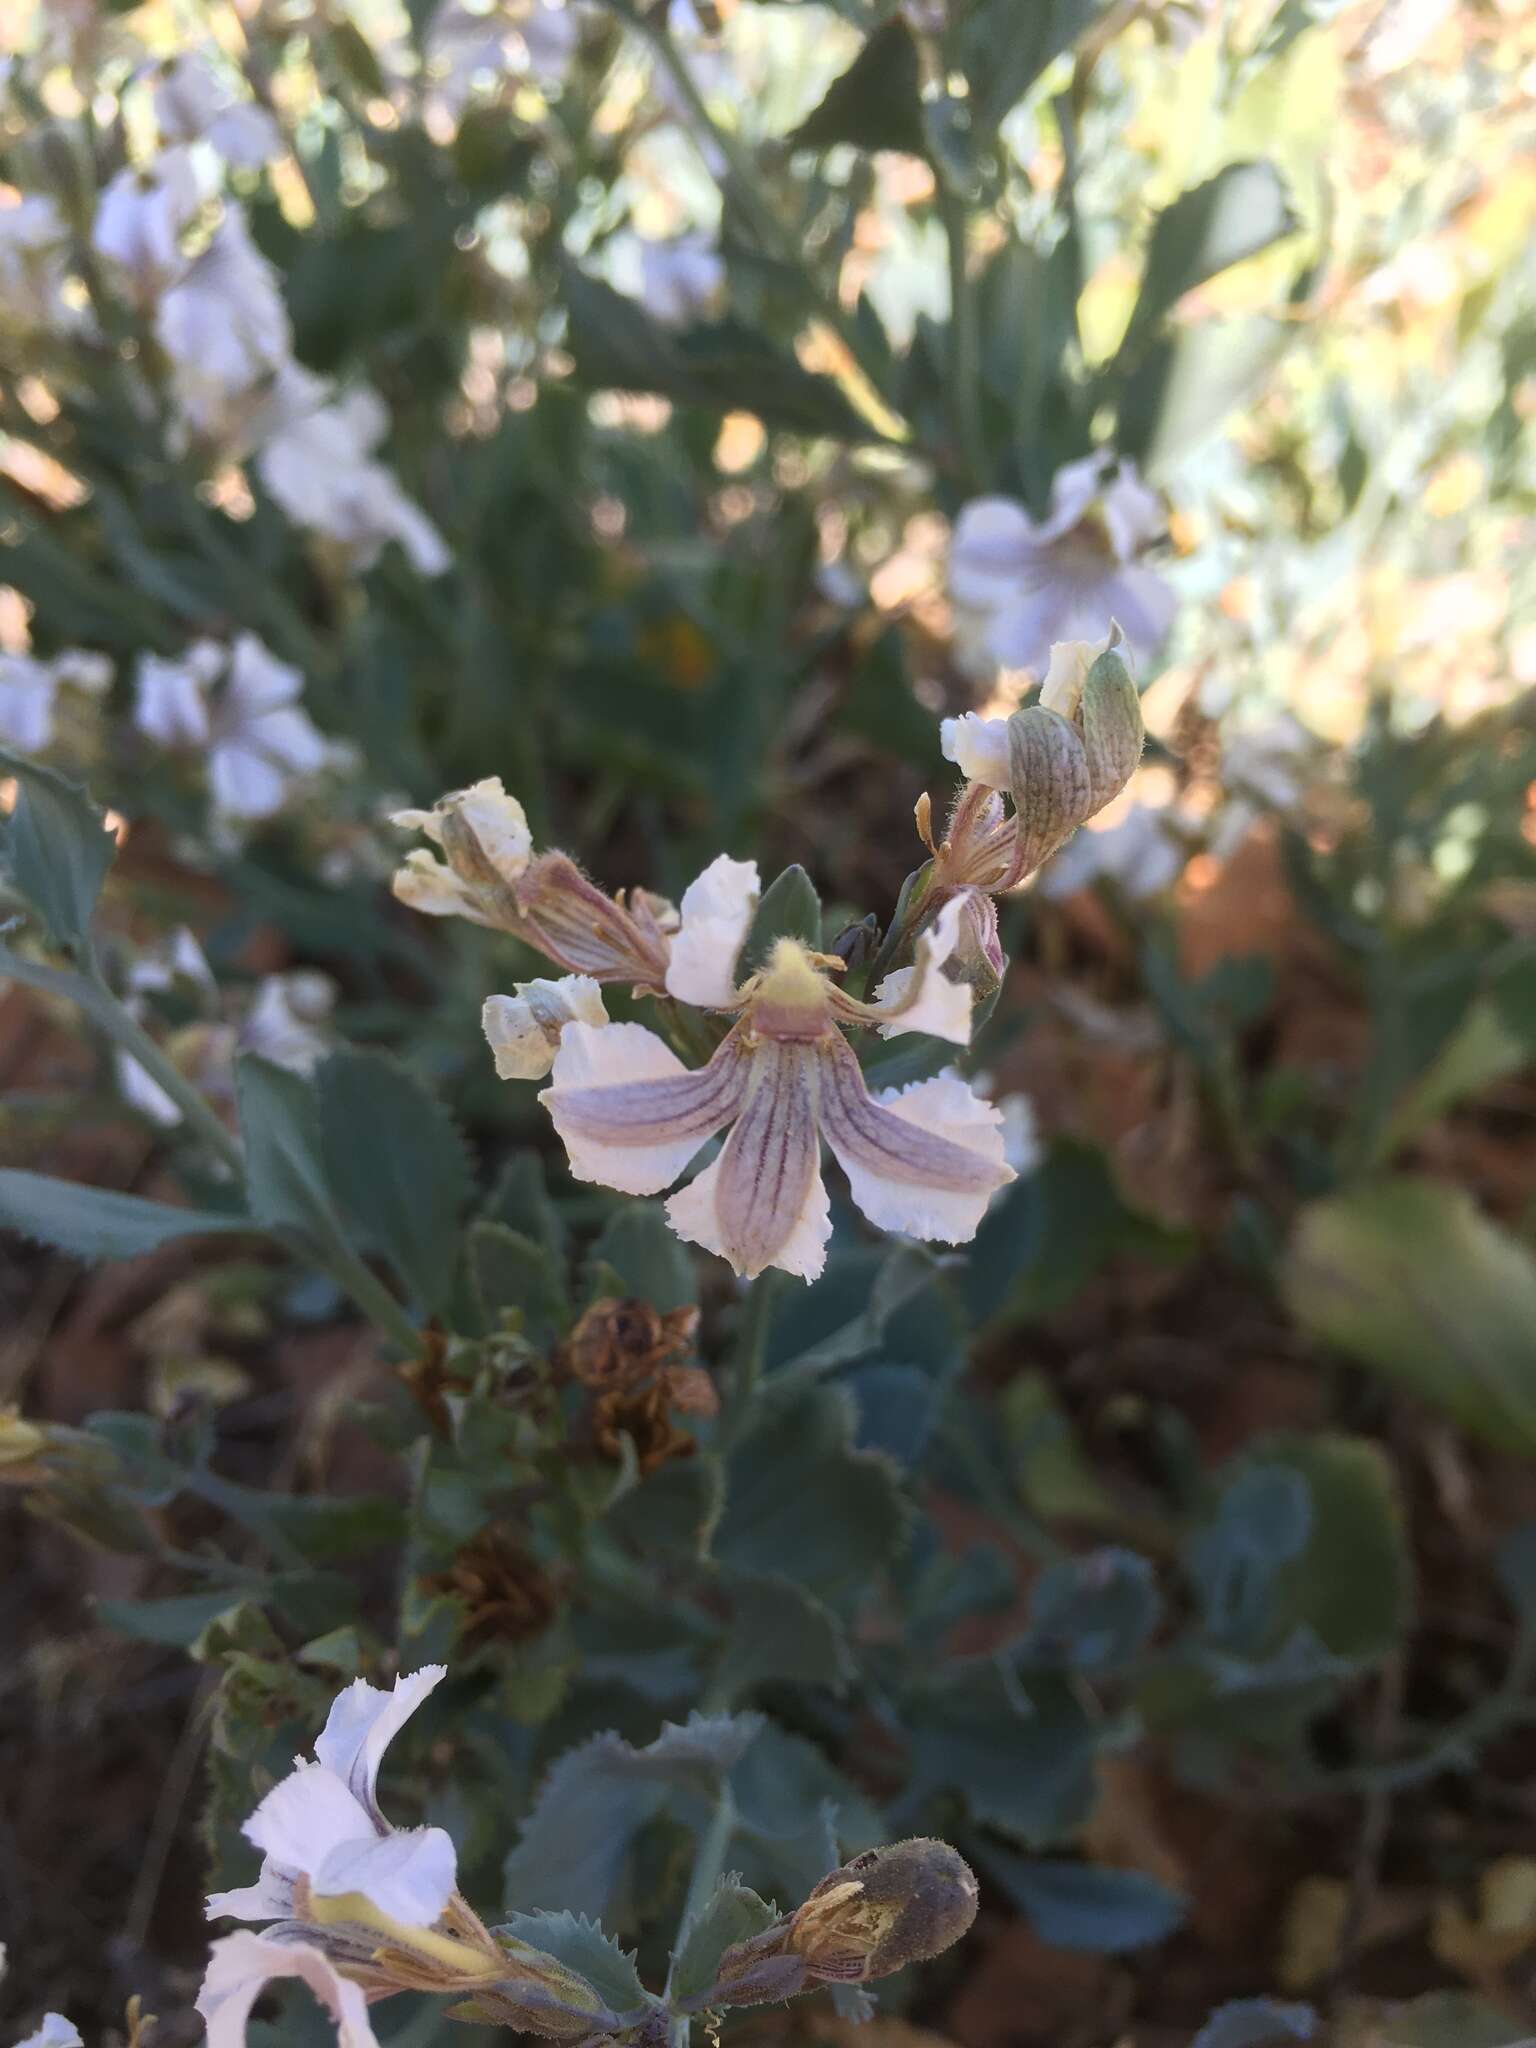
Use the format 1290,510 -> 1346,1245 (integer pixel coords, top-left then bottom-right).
0,647 -> 111,753
1037,802 -> 1191,901
949,457 -> 1174,673
157,207 -> 292,436
257,368 -> 450,575
154,51 -> 283,167
115,927 -> 223,1126
135,634 -> 329,819
92,148 -> 203,299
483,975 -> 608,1080
0,194 -> 80,334
636,234 -> 725,328
970,1072 -> 1042,1176
423,0 -> 583,117
16,2020 -> 83,2048
242,970 -> 336,1071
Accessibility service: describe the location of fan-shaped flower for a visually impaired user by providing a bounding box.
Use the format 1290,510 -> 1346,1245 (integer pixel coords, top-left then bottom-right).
483,976 -> 608,1080
92,149 -> 203,300
135,634 -> 329,819
949,456 -> 1174,673
539,861 -> 1012,1281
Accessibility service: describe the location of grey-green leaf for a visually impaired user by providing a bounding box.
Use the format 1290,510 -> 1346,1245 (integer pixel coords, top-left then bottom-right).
494,1911 -> 651,2023
0,747 -> 116,953
319,1046 -> 473,1312
672,1879 -> 780,2008
1116,162 -> 1298,372
0,1170 -> 252,1261
236,1054 -> 343,1241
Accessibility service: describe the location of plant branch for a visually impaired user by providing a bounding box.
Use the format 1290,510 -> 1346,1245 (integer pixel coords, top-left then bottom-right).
76,955 -> 248,1178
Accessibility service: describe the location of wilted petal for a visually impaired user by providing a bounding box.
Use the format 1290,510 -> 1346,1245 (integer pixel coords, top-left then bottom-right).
391,849 -> 485,923
312,1826 -> 457,1927
244,1763 -> 377,1875
869,897 -> 973,1045
483,977 -> 607,1080
541,1023 -> 747,1196
197,1930 -> 381,2048
820,1041 -> 1013,1245
314,1666 -> 446,1825
665,853 -> 760,1007
939,713 -> 1011,791
392,778 -> 531,872
665,1042 -> 827,1279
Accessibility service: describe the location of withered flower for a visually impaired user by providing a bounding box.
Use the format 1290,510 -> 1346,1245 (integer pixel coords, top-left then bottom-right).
563,1296 -> 701,1391
701,1841 -> 979,2011
422,1526 -> 561,1650
590,1377 -> 701,1476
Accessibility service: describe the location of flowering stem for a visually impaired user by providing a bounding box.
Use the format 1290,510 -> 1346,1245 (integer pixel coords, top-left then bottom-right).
723,1268 -> 784,1449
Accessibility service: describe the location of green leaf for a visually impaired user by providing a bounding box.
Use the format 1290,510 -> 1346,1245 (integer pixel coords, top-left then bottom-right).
955,0 -> 1108,136
604,1456 -> 723,1561
1367,1992 -> 1536,2047
1192,2001 -> 1317,2048
471,1220 -> 570,1349
908,1666 -> 1103,1846
672,1880 -> 780,2007
96,1588 -> 251,1646
981,1851 -> 1185,1953
1370,996 -> 1530,1168
319,1048 -> 472,1313
717,1383 -> 909,1600
1115,162 -> 1297,371
792,20 -> 927,157
236,1055 -> 344,1241
495,1911 -> 651,2023
1284,1178 -> 1536,1454
711,1571 -> 854,1703
0,747 -> 116,953
741,865 -> 823,971
588,1203 -> 697,1311
1113,313 -> 1290,472
503,1714 -> 764,1922
0,1171 -> 252,1262
562,270 -> 874,442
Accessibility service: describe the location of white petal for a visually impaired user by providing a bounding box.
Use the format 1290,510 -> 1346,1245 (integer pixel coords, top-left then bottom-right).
453,778 -> 532,876
1039,453 -> 1107,540
872,898 -> 972,1046
207,1860 -> 299,1923
1037,639 -> 1104,719
207,103 -> 285,169
312,1826 -> 457,1926
939,712 -> 1011,792
483,977 -> 607,1080
664,853 -> 760,1007
244,1763 -> 377,1874
540,1022 -> 743,1196
226,635 -> 303,719
1100,460 -> 1164,558
210,739 -> 288,819
313,1666 -> 446,1825
822,1056 -> 1013,1246
391,851 -> 486,922
667,1152 -> 831,1282
948,498 -> 1035,610
985,586 -> 1070,673
135,651 -> 213,748
197,1930 -> 380,2048
17,2018 -> 83,2048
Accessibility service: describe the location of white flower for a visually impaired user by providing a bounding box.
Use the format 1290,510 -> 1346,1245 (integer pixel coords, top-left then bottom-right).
198,1931 -> 380,2048
949,457 -> 1174,673
157,207 -> 292,436
541,874 -> 1011,1280
257,369 -> 450,575
208,1665 -> 452,1928
423,0 -> 583,117
0,194 -> 80,335
664,854 -> 761,1008
92,149 -> 203,298
135,635 -> 328,819
115,927 -> 222,1125
154,52 -> 284,167
940,637 -> 1110,793
636,235 -> 725,329
242,971 -> 336,1071
483,975 -> 607,1080
0,647 -> 111,753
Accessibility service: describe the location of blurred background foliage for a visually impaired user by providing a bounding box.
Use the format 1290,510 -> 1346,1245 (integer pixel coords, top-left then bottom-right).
1,0 -> 1535,2045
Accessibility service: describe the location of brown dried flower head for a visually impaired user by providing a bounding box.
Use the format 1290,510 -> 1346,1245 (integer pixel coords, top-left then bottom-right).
421,1525 -> 561,1650
564,1296 -> 700,1390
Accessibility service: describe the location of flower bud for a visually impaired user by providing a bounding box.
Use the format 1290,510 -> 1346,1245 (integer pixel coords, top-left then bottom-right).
513,852 -> 671,989
482,976 -> 608,1081
1006,630 -> 1143,879
786,1839 -> 979,1981
392,778 -> 533,929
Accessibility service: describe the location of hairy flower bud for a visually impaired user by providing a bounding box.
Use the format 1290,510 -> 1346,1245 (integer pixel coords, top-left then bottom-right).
392,778 -> 533,928
701,1840 -> 978,2010
1006,631 -> 1144,879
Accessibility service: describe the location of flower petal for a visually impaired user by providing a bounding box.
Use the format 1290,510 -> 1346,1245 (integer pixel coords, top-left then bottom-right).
17,2018 -> 83,2048
820,1041 -> 1013,1244
207,1861 -> 299,1923
985,584 -> 1070,672
1037,638 -> 1105,719
313,1665 -> 446,1825
948,498 -> 1035,610
483,977 -> 607,1081
197,1930 -> 381,2048
244,1762 -> 377,1874
870,896 -> 973,1046
1099,566 -> 1176,657
665,1042 -> 827,1278
540,1022 -> 747,1196
391,850 -> 486,923
664,853 -> 760,1007
939,712 -> 1011,791
312,1827 -> 458,1927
